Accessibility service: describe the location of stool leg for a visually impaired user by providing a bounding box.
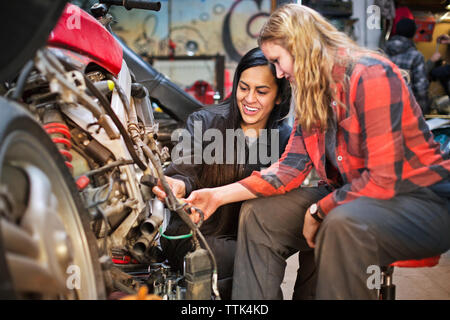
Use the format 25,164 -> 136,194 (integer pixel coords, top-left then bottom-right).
379,266 -> 396,300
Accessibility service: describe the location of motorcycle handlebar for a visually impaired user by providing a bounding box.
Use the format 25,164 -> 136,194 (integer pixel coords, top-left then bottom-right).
99,0 -> 161,11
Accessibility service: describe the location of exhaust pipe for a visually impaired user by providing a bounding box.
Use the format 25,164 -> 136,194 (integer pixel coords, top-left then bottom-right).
140,199 -> 164,235
131,236 -> 150,257
130,232 -> 159,259
131,199 -> 165,260
140,215 -> 162,235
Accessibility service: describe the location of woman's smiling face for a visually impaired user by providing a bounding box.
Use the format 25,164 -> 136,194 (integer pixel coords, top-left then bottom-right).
236,65 -> 280,133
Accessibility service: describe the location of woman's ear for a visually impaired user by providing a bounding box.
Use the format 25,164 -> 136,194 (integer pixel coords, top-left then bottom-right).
275,95 -> 282,105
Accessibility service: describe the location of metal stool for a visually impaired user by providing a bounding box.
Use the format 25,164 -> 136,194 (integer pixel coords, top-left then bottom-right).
379,255 -> 441,300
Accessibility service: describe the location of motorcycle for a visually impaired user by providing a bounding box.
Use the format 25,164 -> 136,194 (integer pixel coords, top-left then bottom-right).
0,0 -> 218,300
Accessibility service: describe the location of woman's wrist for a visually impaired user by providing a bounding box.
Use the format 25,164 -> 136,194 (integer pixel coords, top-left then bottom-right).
216,182 -> 256,206
179,180 -> 186,198
212,185 -> 228,208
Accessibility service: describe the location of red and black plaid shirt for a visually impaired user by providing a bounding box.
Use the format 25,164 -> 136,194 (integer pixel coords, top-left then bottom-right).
239,54 -> 450,215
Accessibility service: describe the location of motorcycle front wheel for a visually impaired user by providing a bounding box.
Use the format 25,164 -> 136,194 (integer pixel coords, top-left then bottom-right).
0,97 -> 106,299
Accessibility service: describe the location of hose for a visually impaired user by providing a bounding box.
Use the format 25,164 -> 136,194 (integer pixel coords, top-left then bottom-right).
158,226 -> 192,240
79,159 -> 134,178
11,60 -> 34,101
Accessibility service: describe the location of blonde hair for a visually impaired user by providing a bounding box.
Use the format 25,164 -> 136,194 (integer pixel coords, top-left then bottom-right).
258,4 -> 374,132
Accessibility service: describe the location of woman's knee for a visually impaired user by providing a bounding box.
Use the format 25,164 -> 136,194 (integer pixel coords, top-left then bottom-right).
239,198 -> 273,226
238,197 -> 292,243
318,202 -> 368,239
323,205 -> 353,226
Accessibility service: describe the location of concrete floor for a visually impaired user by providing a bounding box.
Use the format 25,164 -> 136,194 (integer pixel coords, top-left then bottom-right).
281,249 -> 450,300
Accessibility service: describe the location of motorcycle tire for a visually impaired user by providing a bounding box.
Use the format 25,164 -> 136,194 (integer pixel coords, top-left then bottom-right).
0,97 -> 107,299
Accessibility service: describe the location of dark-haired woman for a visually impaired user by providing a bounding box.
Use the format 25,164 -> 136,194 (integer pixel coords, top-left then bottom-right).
152,47 -> 293,299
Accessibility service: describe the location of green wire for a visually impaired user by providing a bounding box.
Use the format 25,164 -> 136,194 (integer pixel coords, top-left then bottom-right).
159,226 -> 193,240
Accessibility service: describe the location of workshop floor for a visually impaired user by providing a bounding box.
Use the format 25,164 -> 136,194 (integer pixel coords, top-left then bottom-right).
281,249 -> 450,300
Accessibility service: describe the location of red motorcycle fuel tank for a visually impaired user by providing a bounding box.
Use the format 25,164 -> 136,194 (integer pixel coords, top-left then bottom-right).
48,4 -> 123,76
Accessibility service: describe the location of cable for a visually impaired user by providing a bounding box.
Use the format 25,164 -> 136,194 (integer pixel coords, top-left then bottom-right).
79,159 -> 134,179
11,60 -> 34,101
159,226 -> 192,240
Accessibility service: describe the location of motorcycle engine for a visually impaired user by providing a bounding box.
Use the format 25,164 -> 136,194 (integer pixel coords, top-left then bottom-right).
18,47 -> 205,299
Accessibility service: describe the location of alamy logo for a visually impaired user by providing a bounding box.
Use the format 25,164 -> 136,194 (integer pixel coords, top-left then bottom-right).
66,5 -> 81,30
366,265 -> 381,290
170,121 -> 281,166
66,264 -> 81,290
366,5 -> 381,30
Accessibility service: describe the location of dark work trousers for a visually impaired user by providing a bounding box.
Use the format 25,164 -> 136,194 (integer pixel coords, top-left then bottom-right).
232,186 -> 331,300
232,186 -> 450,300
315,186 -> 450,299
203,235 -> 236,300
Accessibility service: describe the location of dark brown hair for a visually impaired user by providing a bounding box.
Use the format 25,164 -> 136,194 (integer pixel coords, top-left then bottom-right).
198,47 -> 291,188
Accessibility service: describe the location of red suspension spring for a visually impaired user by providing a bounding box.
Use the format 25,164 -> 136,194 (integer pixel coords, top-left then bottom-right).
43,123 -> 73,171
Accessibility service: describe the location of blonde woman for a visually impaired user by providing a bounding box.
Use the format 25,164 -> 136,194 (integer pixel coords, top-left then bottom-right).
186,4 -> 450,299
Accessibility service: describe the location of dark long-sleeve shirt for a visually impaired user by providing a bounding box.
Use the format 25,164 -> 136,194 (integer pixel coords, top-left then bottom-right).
165,103 -> 292,236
